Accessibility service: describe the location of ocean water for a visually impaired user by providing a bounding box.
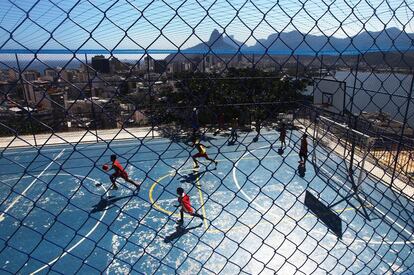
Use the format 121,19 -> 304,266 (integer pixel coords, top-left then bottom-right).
0,59 -> 82,73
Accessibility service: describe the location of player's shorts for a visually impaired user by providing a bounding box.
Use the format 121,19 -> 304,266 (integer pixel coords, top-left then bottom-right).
112,171 -> 129,180
299,151 -> 308,158
193,152 -> 208,158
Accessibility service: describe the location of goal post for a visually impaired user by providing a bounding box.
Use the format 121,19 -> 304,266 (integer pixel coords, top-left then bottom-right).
311,115 -> 375,218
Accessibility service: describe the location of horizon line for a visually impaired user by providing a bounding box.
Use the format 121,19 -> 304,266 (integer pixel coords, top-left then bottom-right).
0,48 -> 413,57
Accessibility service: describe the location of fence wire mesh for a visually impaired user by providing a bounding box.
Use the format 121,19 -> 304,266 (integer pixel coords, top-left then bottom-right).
0,0 -> 414,274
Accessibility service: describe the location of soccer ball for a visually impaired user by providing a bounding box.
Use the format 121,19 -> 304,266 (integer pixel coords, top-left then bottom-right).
102,164 -> 109,171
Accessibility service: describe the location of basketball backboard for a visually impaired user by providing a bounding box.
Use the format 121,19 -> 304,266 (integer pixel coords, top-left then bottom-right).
313,78 -> 346,115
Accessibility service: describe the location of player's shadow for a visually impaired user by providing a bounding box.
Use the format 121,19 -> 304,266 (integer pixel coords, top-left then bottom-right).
227,140 -> 237,146
297,163 -> 306,178
214,130 -> 229,137
163,223 -> 203,243
178,169 -> 211,184
91,194 -> 134,213
214,131 -> 230,138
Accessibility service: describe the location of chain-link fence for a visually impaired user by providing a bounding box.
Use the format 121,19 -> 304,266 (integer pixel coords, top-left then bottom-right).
0,0 -> 414,274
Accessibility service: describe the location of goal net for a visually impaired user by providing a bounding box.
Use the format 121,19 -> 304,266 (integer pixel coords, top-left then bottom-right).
311,115 -> 376,214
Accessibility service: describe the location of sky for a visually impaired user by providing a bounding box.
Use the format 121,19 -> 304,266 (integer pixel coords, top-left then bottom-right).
0,0 -> 413,59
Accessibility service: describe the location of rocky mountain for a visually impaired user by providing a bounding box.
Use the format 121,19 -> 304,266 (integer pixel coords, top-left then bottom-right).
189,29 -> 238,52
166,27 -> 414,61
248,27 -> 414,53
223,34 -> 243,48
165,29 -> 237,61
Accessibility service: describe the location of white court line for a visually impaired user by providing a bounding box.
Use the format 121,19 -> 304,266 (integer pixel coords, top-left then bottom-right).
0,137 -> 183,156
1,131 -> 279,156
232,145 -> 414,245
0,172 -> 109,274
30,174 -> 109,275
0,149 -> 65,222
232,145 -> 294,220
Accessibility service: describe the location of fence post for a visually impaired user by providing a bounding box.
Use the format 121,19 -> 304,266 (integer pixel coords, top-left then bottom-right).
147,54 -> 154,139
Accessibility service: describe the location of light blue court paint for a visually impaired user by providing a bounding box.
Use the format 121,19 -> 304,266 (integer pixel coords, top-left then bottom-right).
0,130 -> 413,274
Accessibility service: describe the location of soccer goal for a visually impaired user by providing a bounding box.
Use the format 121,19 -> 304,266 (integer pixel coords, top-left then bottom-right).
311,115 -> 376,220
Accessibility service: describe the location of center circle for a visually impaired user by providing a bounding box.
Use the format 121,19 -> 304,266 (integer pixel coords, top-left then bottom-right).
149,168 -> 196,218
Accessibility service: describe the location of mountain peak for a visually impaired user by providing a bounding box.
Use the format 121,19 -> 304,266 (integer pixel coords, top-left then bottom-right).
208,29 -> 222,44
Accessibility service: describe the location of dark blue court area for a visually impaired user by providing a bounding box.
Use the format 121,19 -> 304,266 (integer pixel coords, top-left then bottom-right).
1,130 -> 413,274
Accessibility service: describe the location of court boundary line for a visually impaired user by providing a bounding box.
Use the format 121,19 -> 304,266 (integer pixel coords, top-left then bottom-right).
0,126 -> 157,150
0,138 -> 171,156
0,131 -> 279,156
0,149 -> 65,222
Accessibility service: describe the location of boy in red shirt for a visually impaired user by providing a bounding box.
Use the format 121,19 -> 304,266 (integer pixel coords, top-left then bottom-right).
175,187 -> 204,225
107,154 -> 140,190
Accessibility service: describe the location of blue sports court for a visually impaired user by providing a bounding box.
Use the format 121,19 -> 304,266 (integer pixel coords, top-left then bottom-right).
0,129 -> 413,274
